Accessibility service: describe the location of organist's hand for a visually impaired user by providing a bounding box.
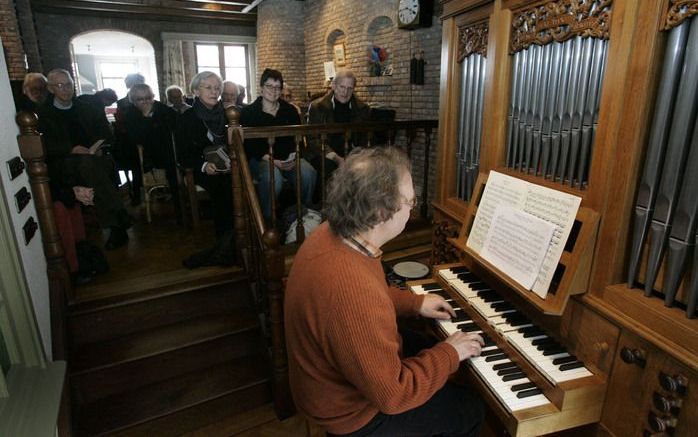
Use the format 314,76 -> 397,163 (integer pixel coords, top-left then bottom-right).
445,332 -> 485,361
419,294 -> 456,320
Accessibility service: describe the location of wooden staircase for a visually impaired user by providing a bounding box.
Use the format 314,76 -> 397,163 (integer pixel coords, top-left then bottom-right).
68,267 -> 272,436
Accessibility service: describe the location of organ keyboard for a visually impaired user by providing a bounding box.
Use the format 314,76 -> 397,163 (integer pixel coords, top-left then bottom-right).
410,264 -> 606,436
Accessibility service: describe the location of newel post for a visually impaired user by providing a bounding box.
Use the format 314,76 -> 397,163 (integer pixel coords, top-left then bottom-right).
263,227 -> 295,419
226,106 -> 247,263
15,111 -> 71,361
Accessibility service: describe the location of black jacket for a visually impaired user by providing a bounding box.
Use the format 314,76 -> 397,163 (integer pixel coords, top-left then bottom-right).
125,101 -> 177,170
239,97 -> 301,161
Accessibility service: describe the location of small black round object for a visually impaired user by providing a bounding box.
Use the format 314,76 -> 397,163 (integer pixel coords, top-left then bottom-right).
620,347 -> 635,364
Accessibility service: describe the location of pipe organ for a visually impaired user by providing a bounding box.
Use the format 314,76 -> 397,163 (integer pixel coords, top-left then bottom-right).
432,0 -> 697,435
457,22 -> 488,201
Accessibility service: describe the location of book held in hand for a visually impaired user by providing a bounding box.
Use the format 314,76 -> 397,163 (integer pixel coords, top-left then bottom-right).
204,145 -> 231,172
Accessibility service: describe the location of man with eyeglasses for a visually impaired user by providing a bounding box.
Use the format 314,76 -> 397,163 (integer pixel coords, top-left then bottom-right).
307,69 -> 370,200
285,147 -> 484,437
37,69 -> 132,250
124,83 -> 181,221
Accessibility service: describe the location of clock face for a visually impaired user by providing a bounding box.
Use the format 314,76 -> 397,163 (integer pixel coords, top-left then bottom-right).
398,0 -> 419,26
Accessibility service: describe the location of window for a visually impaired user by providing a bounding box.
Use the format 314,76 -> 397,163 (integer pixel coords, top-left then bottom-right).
99,61 -> 138,99
195,43 -> 250,103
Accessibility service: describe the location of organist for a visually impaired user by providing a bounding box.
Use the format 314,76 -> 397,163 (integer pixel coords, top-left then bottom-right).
285,146 -> 485,436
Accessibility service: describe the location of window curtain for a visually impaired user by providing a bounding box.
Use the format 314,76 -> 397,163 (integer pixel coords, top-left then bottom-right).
163,39 -> 186,92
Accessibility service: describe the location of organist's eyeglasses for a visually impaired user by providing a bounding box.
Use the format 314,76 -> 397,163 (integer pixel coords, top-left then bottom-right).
402,196 -> 417,210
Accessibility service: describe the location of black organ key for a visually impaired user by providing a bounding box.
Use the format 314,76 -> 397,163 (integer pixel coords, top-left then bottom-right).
421,283 -> 442,291
491,302 -> 515,311
459,323 -> 481,332
531,337 -> 554,346
510,382 -> 537,392
552,355 -> 578,366
482,337 -> 496,347
537,341 -> 562,351
559,361 -> 585,371
450,266 -> 469,274
479,292 -> 502,302
497,367 -> 523,376
522,328 -> 546,338
452,310 -> 470,322
485,353 -> 508,362
516,388 -> 543,398
481,348 -> 503,357
505,317 -> 531,327
468,282 -> 490,290
542,347 -> 567,356
456,273 -> 478,281
502,372 -> 527,382
493,361 -> 518,371
430,289 -> 450,299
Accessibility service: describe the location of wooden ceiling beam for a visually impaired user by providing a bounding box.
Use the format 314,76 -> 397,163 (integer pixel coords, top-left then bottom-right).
30,0 -> 257,23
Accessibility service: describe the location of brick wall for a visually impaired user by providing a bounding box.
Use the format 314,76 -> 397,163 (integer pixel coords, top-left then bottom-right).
32,12 -> 255,98
300,0 -> 443,207
256,0 -> 306,102
0,0 -> 27,80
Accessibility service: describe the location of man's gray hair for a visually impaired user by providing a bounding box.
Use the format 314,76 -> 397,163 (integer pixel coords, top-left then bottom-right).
129,83 -> 153,103
333,69 -> 356,86
190,71 -> 222,94
124,73 -> 145,89
46,68 -> 73,84
324,147 -> 411,238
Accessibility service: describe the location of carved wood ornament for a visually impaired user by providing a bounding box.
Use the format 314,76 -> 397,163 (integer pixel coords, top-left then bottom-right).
431,219 -> 460,265
458,21 -> 489,62
663,0 -> 698,30
510,0 -> 613,54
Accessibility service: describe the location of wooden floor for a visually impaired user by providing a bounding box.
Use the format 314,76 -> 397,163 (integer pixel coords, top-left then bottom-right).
72,192 -> 315,436
74,192 -> 218,302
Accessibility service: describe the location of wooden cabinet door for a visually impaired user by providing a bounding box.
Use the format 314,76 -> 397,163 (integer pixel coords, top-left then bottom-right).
601,330 -> 696,436
601,331 -> 653,437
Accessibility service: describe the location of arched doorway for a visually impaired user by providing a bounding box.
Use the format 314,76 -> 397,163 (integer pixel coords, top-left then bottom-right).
70,30 -> 159,100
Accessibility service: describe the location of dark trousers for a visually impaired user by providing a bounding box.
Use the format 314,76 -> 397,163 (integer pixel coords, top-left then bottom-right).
334,327 -> 484,437
62,154 -> 126,229
334,383 -> 484,437
194,171 -> 234,237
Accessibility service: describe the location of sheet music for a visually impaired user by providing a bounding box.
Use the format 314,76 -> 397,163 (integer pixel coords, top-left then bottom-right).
466,171 -> 581,298
481,207 -> 555,290
467,173 -> 527,253
523,185 -> 581,297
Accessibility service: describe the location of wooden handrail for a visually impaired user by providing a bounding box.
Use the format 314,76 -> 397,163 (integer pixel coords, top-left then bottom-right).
15,111 -> 71,362
240,120 -> 438,138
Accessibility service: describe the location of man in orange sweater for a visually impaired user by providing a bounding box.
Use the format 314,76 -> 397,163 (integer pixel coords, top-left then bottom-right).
285,147 -> 485,436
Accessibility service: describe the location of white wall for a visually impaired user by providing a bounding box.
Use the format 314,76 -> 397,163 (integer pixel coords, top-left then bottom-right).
0,38 -> 51,359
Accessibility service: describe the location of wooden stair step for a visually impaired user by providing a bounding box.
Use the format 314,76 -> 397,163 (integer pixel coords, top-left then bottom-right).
110,382 -> 272,437
75,355 -> 270,436
72,265 -> 246,307
181,403 -> 279,436
71,324 -> 264,405
69,280 -> 252,346
71,310 -> 259,372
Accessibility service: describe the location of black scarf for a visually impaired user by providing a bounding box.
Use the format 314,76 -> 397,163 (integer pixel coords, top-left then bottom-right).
193,97 -> 227,146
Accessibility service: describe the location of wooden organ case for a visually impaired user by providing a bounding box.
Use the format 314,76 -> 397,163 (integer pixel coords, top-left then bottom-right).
429,0 -> 698,436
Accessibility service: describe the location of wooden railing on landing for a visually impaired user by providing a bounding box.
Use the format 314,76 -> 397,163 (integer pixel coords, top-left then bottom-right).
224,108 -> 438,419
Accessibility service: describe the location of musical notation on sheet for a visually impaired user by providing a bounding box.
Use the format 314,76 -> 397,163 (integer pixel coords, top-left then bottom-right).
467,171 -> 581,297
